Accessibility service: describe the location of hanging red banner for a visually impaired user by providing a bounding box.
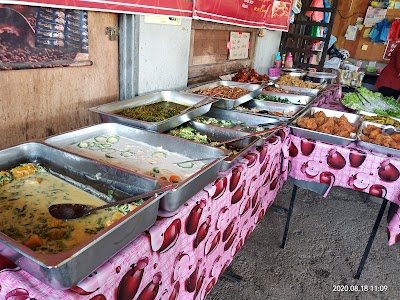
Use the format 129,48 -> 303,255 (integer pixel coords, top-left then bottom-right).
1,0 -> 194,17
193,0 -> 293,31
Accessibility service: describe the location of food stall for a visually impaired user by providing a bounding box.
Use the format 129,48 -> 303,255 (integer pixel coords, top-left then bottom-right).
1,1 -> 400,300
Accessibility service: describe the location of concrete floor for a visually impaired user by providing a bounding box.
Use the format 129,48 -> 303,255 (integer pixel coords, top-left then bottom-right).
207,181 -> 400,300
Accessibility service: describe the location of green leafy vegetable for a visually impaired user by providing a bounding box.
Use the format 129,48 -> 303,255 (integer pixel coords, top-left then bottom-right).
342,87 -> 400,117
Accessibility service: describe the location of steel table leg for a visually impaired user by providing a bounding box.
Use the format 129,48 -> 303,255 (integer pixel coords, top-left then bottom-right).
354,198 -> 388,279
281,184 -> 298,249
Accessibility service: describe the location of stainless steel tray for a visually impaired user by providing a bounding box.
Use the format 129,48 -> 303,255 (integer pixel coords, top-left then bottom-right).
289,107 -> 362,146
276,84 -> 321,96
357,111 -> 400,123
170,122 -> 263,171
236,99 -> 305,120
0,142 -> 165,289
44,123 -> 227,212
259,91 -> 314,105
195,107 -> 283,131
357,121 -> 400,158
184,81 -> 262,109
90,91 -> 216,132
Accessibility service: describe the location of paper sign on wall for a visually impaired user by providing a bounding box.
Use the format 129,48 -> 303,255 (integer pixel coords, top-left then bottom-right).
228,31 -> 250,60
363,6 -> 387,27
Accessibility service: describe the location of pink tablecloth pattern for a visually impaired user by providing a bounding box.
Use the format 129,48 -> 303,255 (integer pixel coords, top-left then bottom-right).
0,130 -> 290,300
288,135 -> 400,245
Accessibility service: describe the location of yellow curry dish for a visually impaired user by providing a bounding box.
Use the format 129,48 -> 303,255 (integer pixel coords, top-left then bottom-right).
0,163 -> 140,254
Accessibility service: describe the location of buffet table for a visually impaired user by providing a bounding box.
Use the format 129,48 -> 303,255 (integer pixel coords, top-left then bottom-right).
0,130 -> 289,299
1,84 -> 400,299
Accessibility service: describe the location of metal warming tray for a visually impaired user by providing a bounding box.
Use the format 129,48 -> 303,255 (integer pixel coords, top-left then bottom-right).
44,123 -> 228,212
357,111 -> 400,123
236,99 -> 305,120
170,121 -> 263,171
0,142 -> 166,289
275,84 -> 321,96
357,121 -> 400,158
195,107 -> 283,131
184,81 -> 262,109
290,107 -> 362,146
259,91 -> 315,105
89,91 -> 217,132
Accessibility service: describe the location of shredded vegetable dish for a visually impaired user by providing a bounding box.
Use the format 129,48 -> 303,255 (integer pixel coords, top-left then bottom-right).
0,163 -> 139,254
117,101 -> 188,122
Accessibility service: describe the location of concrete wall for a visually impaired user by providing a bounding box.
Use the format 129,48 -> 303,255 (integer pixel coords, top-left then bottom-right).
136,16 -> 192,94
132,19 -> 281,93
254,29 -> 282,74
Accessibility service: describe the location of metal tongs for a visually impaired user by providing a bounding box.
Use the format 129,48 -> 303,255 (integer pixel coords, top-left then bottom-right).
382,125 -> 400,135
213,124 -> 286,147
355,90 -> 371,104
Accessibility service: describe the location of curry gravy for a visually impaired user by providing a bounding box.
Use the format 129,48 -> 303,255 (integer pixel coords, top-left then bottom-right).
0,172 -> 118,254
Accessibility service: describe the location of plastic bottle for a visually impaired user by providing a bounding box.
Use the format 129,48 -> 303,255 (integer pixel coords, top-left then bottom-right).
274,52 -> 282,68
285,52 -> 293,68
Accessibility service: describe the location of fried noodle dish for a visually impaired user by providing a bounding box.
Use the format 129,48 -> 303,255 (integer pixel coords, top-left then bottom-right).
276,74 -> 319,89
195,86 -> 249,99
296,111 -> 356,138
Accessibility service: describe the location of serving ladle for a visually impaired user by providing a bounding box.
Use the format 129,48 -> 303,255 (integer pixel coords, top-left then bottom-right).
48,185 -> 175,220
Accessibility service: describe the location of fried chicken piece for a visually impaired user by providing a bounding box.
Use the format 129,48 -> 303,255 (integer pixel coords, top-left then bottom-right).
317,118 -> 335,134
297,117 -> 318,131
335,130 -> 351,138
369,129 -> 381,139
362,125 -> 376,135
391,133 -> 400,143
359,135 -> 370,142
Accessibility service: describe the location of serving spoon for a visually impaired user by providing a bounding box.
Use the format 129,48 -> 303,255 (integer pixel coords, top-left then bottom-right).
48,185 -> 175,220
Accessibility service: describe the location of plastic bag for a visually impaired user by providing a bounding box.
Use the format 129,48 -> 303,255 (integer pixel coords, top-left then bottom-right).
369,18 -> 391,43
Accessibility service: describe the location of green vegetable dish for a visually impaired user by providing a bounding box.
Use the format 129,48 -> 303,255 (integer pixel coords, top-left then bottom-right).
342,87 -> 400,118
117,101 -> 188,122
193,116 -> 242,128
255,94 -> 291,103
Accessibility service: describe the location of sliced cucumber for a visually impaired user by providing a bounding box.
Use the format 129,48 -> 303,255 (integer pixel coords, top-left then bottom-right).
107,136 -> 120,144
177,162 -> 194,168
101,148 -> 116,153
77,142 -> 90,148
120,151 -> 134,157
152,151 -> 167,158
97,142 -> 112,148
89,145 -> 101,151
95,135 -> 109,143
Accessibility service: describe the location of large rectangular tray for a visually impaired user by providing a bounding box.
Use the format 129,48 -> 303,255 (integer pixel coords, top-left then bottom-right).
184,81 -> 262,109
259,91 -> 315,105
89,91 -> 216,132
357,121 -> 400,158
44,123 -> 228,212
236,99 -> 305,121
289,107 -> 362,146
357,111 -> 400,123
171,121 -> 263,171
0,142 -> 165,289
196,107 -> 283,131
275,84 -> 321,96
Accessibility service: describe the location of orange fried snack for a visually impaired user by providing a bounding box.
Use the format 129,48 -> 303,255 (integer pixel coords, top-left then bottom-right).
360,124 -> 400,150
296,111 -> 356,138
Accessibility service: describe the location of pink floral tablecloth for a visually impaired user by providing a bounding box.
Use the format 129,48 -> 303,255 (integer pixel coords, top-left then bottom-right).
0,130 -> 290,300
